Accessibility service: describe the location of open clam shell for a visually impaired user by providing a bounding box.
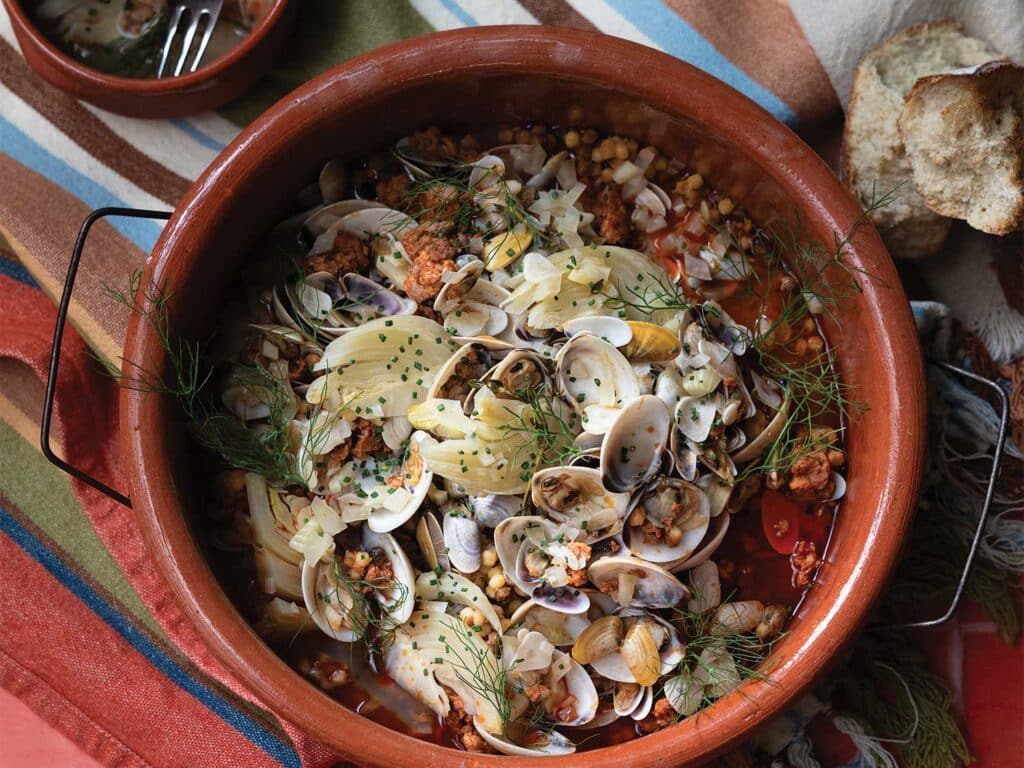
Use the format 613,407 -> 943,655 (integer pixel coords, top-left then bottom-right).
301,526 -> 415,641
427,343 -> 492,405
494,516 -> 590,614
588,612 -> 685,684
555,332 -> 639,435
367,431 -> 432,532
473,718 -> 576,756
507,600 -> 592,646
586,555 -> 689,608
530,466 -> 630,543
442,509 -> 482,574
626,478 -> 711,563
600,395 -> 671,493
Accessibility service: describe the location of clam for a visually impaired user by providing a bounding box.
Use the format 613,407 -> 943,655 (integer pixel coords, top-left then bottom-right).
469,493 -> 520,528
340,273 -> 417,316
686,560 -> 721,613
570,615 -> 624,664
612,682 -> 646,717
494,516 -> 590,614
433,259 -> 484,315
587,613 -> 684,684
600,395 -> 671,493
472,718 -> 576,757
302,526 -> 415,641
303,199 -> 387,238
664,666 -> 708,718
619,321 -> 681,363
442,507 -> 482,574
586,556 -> 689,608
318,160 -> 348,204
621,622 -> 661,686
712,601 -> 766,635
555,332 -> 640,435
442,300 -> 509,338
427,343 -> 492,405
530,466 -> 631,543
366,431 -> 433,532
486,349 -> 551,396
544,652 -> 599,726
508,600 -> 593,646
308,206 -> 416,255
625,478 -> 710,563
415,511 -> 449,571
468,154 -> 506,191
733,394 -> 790,464
654,367 -> 685,411
562,315 -> 633,347
697,473 -> 734,517
394,134 -> 456,177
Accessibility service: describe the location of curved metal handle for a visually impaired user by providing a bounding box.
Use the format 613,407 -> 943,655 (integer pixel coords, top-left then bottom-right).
880,358 -> 1010,630
41,207 -> 173,508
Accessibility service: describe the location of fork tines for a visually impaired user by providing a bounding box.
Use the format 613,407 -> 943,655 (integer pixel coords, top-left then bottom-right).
157,1 -> 224,79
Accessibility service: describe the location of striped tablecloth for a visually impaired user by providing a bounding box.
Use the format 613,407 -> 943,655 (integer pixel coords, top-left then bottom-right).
1,2 -> 1021,767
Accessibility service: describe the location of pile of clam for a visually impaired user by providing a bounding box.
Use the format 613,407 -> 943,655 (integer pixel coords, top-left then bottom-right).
222,132 -> 845,755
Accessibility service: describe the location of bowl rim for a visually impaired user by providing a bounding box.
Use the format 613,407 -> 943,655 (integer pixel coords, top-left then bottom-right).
121,25 -> 925,767
2,0 -> 290,92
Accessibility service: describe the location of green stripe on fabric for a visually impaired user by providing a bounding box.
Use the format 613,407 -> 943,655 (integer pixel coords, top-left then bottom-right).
220,0 -> 434,126
0,420 -> 163,637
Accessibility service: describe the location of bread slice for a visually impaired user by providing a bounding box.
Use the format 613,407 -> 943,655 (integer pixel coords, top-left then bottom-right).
843,21 -> 1000,259
899,61 -> 1023,236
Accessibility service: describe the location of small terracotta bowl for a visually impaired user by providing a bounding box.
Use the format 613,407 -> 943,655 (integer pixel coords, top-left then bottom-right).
2,0 -> 295,118
121,27 -> 926,768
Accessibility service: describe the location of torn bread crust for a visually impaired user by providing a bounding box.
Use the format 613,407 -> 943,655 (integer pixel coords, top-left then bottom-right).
899,60 -> 1023,236
842,20 -> 1000,260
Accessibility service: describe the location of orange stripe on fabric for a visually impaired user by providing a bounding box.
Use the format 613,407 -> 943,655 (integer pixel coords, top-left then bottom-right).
662,0 -> 840,124
0,155 -> 138,362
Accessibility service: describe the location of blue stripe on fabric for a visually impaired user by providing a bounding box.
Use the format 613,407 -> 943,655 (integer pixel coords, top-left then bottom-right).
0,129 -> 162,253
170,118 -> 227,152
603,0 -> 797,125
0,255 -> 38,287
440,0 -> 478,26
0,505 -> 301,768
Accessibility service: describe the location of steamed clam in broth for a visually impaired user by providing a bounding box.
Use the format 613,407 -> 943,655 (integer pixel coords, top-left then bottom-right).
204,124 -> 848,755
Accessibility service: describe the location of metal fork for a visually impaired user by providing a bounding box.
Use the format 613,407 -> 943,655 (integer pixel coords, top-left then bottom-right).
157,0 -> 225,78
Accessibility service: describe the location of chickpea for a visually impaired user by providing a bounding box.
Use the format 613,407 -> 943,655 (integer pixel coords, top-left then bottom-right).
628,507 -> 646,527
802,318 -> 817,333
792,338 -> 808,356
581,128 -> 599,145
685,173 -> 704,191
600,167 -> 615,183
717,197 -> 735,216
614,141 -> 630,161
739,235 -> 753,251
488,572 -> 507,591
564,130 -> 581,149
827,449 -> 846,468
807,336 -> 824,354
756,604 -> 788,643
481,547 -> 498,569
665,526 -> 683,547
674,179 -> 689,194
591,147 -> 604,164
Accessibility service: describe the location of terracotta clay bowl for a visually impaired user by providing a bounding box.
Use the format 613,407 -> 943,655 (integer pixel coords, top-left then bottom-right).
121,27 -> 925,767
2,0 -> 295,118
